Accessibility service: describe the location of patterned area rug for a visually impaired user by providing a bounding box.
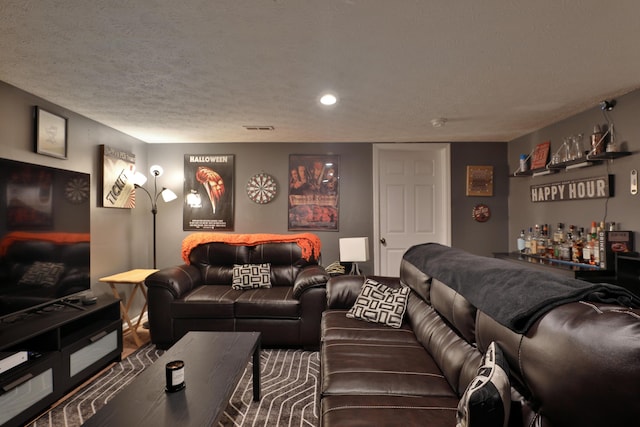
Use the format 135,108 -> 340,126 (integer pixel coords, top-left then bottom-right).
27,345 -> 319,427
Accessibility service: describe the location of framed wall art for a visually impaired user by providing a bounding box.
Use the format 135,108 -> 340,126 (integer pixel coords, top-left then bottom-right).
530,141 -> 551,170
99,145 -> 137,208
183,154 -> 235,231
466,165 -> 494,197
288,154 -> 339,231
35,106 -> 68,159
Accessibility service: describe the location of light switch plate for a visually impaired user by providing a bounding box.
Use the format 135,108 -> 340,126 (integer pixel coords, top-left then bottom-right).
631,169 -> 638,195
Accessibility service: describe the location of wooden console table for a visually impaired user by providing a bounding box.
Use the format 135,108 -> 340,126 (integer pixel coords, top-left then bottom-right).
99,269 -> 158,346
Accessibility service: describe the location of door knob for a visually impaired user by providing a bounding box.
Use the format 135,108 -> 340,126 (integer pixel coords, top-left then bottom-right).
380,238 -> 386,245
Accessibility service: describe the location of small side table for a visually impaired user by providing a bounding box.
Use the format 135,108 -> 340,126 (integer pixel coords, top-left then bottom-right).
99,269 -> 158,347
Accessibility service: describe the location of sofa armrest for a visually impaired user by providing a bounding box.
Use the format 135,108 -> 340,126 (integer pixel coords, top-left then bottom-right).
293,265 -> 329,299
145,264 -> 202,298
326,275 -> 401,309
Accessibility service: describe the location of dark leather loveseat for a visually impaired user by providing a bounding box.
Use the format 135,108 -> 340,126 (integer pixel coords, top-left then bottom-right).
319,243 -> 640,427
145,233 -> 329,350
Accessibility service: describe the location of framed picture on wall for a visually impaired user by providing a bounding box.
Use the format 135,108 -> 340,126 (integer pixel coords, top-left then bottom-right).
288,154 -> 339,231
466,165 -> 494,197
530,141 -> 551,170
183,154 -> 235,231
99,145 -> 137,208
34,106 -> 68,159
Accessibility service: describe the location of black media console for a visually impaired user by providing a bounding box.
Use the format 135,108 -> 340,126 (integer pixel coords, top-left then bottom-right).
0,295 -> 122,427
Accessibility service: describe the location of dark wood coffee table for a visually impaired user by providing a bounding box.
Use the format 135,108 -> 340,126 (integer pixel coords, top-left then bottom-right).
82,331 -> 261,427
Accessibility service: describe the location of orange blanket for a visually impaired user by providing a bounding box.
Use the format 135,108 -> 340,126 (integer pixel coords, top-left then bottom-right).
0,231 -> 90,256
181,232 -> 322,264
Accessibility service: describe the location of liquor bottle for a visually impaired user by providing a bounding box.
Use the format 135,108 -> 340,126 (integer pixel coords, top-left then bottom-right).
537,225 -> 547,257
517,230 -> 526,253
582,232 -> 591,264
524,227 -> 533,254
530,225 -> 539,255
591,222 -> 600,265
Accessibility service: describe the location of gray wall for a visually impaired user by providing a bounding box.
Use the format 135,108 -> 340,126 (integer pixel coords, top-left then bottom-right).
146,142 -> 375,272
507,90 -> 640,251
0,81 -> 150,308
1,80 -> 511,305
451,142 -> 509,256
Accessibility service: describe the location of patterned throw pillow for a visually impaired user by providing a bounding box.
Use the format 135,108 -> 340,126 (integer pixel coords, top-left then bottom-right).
346,278 -> 410,328
232,263 -> 272,290
18,262 -> 65,287
456,341 -> 511,427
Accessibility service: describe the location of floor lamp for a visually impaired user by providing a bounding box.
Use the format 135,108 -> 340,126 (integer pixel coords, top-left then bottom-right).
339,237 -> 370,275
133,165 -> 177,269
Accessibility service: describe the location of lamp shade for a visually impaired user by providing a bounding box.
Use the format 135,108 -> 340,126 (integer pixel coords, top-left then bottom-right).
339,237 -> 370,262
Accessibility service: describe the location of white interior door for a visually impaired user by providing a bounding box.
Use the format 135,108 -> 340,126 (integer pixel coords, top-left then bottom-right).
373,143 -> 451,276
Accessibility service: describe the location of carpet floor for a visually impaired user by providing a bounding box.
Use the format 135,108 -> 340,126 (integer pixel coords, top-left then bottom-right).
27,344 -> 319,427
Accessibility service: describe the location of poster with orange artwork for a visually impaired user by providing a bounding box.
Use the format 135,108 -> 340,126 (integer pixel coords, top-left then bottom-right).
183,154 -> 235,231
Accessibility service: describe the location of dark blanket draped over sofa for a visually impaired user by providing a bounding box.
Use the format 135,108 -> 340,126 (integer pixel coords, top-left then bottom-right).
403,242 -> 640,333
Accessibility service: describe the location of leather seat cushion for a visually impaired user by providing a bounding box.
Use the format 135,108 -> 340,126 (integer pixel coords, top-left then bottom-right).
234,287 -> 300,318
321,310 -> 416,344
321,395 -> 458,427
321,341 -> 456,397
172,285 -> 242,318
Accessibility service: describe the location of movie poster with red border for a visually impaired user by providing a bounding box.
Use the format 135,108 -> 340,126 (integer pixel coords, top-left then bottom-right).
288,154 -> 339,231
183,154 -> 234,231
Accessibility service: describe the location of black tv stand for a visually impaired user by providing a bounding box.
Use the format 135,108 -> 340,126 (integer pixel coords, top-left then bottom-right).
0,295 -> 122,427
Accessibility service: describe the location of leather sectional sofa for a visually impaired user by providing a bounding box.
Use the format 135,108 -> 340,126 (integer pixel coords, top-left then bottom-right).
145,234 -> 329,349
319,243 -> 640,427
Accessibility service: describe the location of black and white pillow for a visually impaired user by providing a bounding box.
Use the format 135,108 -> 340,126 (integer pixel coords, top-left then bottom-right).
232,263 -> 272,290
456,341 -> 511,427
18,262 -> 65,287
346,278 -> 410,328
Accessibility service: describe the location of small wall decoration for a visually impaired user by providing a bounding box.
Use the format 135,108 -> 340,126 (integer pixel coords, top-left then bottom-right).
246,173 -> 277,204
35,106 -> 68,159
530,175 -> 612,203
184,154 -> 235,231
472,204 -> 491,222
288,154 -> 339,231
99,145 -> 136,208
530,141 -> 551,170
466,165 -> 494,197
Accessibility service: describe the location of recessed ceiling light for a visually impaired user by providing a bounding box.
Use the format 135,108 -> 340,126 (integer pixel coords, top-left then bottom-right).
319,93 -> 338,106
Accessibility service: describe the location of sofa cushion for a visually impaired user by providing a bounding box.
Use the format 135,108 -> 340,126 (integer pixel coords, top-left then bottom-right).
234,287 -> 299,318
173,285 -> 241,318
346,279 -> 409,328
321,310 -> 416,344
321,395 -> 458,427
456,341 -> 510,427
232,263 -> 272,290
18,261 -> 65,287
321,341 -> 456,398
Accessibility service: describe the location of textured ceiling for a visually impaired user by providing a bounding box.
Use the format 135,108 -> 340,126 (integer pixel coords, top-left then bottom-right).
1,1 -> 640,144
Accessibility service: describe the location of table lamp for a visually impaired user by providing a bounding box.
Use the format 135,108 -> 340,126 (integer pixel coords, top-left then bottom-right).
339,237 -> 370,275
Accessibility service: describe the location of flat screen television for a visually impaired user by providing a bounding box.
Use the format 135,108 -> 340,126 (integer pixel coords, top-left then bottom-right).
0,158 -> 90,321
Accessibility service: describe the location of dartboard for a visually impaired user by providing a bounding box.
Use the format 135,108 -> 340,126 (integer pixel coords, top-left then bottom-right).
65,176 -> 90,203
246,173 -> 277,204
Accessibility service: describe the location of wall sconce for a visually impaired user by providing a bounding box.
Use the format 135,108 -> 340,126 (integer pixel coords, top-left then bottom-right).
339,237 -> 370,275
133,165 -> 177,269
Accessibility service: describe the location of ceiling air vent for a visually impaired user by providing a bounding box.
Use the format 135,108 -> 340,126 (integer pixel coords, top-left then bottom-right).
243,125 -> 275,131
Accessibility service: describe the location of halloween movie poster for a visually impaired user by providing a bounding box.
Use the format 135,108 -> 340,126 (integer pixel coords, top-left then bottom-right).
288,154 -> 339,231
183,154 -> 235,231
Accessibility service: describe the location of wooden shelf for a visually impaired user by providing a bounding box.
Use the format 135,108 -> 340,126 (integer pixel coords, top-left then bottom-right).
511,151 -> 631,177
